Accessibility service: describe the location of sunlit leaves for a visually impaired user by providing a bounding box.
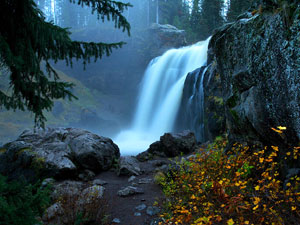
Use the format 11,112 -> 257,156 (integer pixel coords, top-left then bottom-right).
158,137 -> 300,225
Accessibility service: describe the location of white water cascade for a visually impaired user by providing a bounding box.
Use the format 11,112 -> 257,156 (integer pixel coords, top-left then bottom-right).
114,39 -> 210,155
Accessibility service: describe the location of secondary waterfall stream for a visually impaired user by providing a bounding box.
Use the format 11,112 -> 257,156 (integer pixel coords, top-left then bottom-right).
114,39 -> 210,155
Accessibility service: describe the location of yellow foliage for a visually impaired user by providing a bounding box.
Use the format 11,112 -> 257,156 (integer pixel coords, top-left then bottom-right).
158,136 -> 300,225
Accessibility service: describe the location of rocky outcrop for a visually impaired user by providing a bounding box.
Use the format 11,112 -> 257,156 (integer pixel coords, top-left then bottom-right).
145,23 -> 187,59
182,2 -> 300,147
137,131 -> 197,160
177,65 -> 226,142
0,128 -> 120,181
207,4 -> 300,147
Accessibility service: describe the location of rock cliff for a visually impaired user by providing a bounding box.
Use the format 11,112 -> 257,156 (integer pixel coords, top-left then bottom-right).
181,2 -> 300,147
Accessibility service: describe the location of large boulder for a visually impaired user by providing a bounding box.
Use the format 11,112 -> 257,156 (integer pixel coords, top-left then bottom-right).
117,156 -> 142,176
145,23 -> 187,60
0,127 -> 120,181
43,180 -> 106,225
137,131 -> 197,160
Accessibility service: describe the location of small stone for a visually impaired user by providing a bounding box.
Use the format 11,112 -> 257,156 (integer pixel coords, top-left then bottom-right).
138,178 -> 152,184
135,203 -> 147,211
117,186 -> 144,197
92,179 -> 108,186
134,212 -> 142,216
128,175 -> 136,182
131,182 -> 138,187
146,206 -> 160,216
41,178 -> 55,188
112,218 -> 121,223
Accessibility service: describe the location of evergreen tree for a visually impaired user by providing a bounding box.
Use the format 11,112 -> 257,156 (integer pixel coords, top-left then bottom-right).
227,0 -> 252,22
159,0 -> 190,27
199,0 -> 225,38
0,0 -> 131,127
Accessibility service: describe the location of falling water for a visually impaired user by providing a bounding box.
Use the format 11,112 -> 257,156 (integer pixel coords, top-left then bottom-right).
156,0 -> 159,24
186,66 -> 209,142
114,39 -> 210,155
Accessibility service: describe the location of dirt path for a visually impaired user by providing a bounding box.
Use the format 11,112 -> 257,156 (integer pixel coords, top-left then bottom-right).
96,159 -> 168,225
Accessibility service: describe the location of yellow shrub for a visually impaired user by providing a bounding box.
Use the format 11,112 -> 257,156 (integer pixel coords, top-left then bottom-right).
159,137 -> 300,225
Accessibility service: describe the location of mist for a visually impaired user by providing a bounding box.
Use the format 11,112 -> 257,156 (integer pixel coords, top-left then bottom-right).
0,0 -> 234,154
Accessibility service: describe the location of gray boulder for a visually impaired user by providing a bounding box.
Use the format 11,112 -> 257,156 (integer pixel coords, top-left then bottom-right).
117,156 -> 142,176
145,23 -> 187,60
117,186 -> 144,197
138,131 -> 197,159
0,127 -> 120,181
43,180 -> 105,225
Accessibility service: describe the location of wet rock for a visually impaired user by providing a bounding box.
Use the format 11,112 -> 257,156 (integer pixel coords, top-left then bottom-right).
135,203 -> 147,211
138,178 -> 153,184
112,218 -> 121,223
128,175 -> 136,182
0,127 -> 120,181
134,212 -> 141,216
146,206 -> 160,216
146,131 -> 197,158
92,178 -> 108,186
117,156 -> 142,176
117,186 -> 144,197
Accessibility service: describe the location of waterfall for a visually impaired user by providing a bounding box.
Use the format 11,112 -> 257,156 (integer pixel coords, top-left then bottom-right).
186,66 -> 208,142
156,0 -> 159,24
114,39 -> 210,155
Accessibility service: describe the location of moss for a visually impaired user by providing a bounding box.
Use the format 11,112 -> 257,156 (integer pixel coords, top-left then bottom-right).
229,109 -> 241,125
16,147 -> 32,156
226,94 -> 239,108
31,156 -> 46,171
213,96 -> 224,105
0,148 -> 6,153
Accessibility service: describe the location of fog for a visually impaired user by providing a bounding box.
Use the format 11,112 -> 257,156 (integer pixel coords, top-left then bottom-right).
0,0 -> 212,155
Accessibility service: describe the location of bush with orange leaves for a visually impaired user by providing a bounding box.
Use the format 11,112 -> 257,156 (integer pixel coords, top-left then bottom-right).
158,136 -> 300,225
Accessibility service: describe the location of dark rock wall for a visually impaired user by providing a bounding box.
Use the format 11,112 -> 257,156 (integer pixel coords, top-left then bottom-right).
181,3 -> 300,147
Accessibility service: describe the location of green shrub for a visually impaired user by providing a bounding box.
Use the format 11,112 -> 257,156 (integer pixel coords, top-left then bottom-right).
0,174 -> 51,225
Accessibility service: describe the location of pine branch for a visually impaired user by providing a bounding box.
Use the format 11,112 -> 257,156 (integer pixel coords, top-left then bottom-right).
0,0 -> 131,128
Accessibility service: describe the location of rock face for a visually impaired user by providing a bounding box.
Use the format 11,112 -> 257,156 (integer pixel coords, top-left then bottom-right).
177,65 -> 226,143
0,128 -> 120,181
208,6 -> 300,146
137,131 -> 197,160
182,3 -> 300,147
146,23 -> 187,58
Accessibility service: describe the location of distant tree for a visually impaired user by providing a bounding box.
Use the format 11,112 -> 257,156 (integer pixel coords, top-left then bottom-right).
0,0 -> 131,127
159,0 -> 190,27
227,0 -> 252,22
200,0 -> 225,38
189,0 -> 225,41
